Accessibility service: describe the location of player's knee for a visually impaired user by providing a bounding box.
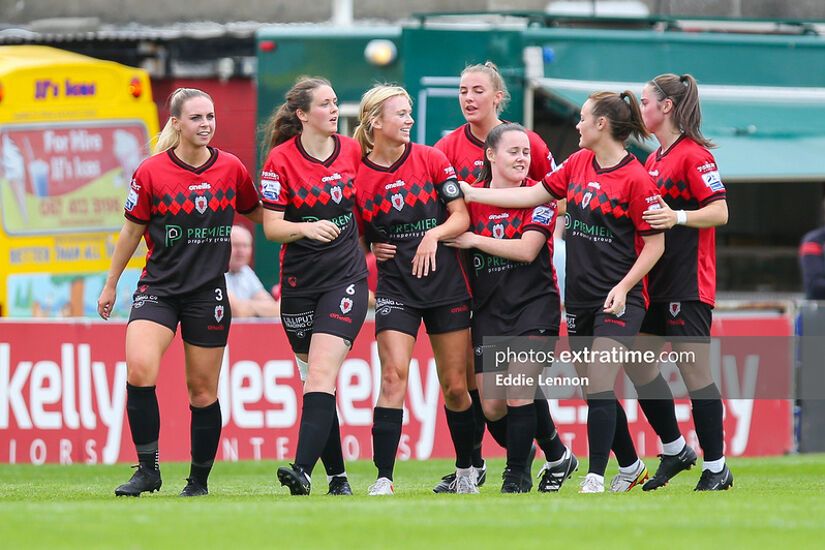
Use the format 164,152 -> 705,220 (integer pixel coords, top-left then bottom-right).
441,379 -> 469,408
379,366 -> 408,401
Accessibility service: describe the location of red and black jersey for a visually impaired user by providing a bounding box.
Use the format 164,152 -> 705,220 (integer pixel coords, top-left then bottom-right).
645,136 -> 726,306
124,147 -> 259,295
355,142 -> 470,308
467,178 -> 560,336
434,123 -> 555,184
542,149 -> 662,309
260,134 -> 367,296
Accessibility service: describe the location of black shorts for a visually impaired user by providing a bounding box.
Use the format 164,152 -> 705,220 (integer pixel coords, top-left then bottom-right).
640,300 -> 712,342
473,327 -> 559,374
128,276 -> 231,348
374,298 -> 471,338
280,279 -> 369,354
565,303 -> 646,349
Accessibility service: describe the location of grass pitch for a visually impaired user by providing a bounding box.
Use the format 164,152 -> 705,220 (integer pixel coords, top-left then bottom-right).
1,454 -> 823,549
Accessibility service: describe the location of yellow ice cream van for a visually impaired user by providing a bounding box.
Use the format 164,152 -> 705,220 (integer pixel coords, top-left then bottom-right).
0,45 -> 158,317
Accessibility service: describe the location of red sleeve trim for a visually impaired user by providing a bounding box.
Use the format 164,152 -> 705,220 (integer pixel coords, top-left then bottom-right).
262,202 -> 286,212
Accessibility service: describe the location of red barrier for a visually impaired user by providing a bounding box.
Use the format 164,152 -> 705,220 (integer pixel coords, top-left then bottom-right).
0,314 -> 793,464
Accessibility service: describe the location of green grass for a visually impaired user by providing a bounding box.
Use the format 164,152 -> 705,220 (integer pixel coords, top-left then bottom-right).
1,455 -> 823,549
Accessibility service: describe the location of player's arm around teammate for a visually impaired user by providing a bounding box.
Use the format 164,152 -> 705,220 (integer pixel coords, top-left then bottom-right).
622,73 -> 733,492
259,78 -> 368,496
98,88 -> 262,498
446,123 -> 577,493
353,85 -> 478,495
431,62 -> 569,493
465,91 -> 665,493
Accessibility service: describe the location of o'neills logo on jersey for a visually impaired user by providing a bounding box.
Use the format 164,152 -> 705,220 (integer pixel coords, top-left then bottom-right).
385,179 -> 406,190
330,185 -> 342,204
214,305 -> 224,323
195,195 -> 208,214
391,193 -> 404,211
189,182 -> 211,191
492,223 -> 504,239
339,297 -> 353,315
669,302 -> 681,317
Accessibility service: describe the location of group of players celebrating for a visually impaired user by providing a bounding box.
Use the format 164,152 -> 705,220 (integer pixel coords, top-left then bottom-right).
99,61 -> 732,498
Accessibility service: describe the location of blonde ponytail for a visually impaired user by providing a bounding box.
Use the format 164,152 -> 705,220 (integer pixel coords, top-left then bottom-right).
153,88 -> 213,154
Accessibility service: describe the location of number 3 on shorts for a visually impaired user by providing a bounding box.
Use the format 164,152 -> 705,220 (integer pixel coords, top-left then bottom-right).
215,288 -> 223,301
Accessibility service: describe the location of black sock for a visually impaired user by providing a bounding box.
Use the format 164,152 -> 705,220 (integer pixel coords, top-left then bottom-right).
534,398 -> 566,461
486,416 -> 508,449
469,389 -> 486,468
611,400 -> 638,468
321,412 -> 345,477
505,403 -> 536,473
372,407 -> 403,480
445,405 -> 475,469
637,374 -> 682,447
690,383 -> 724,462
586,391 -> 617,476
126,383 -> 160,471
294,392 -> 336,476
189,400 -> 221,486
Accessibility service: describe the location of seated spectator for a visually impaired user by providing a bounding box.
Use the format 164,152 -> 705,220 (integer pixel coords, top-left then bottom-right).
800,196 -> 825,300
226,225 -> 280,317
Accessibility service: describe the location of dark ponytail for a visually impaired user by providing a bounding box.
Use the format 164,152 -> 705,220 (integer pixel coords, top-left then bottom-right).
476,122 -> 527,184
589,90 -> 650,143
259,76 -> 331,157
648,73 -> 714,148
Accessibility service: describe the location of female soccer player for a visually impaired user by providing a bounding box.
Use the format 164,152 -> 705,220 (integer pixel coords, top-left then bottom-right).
462,90 -> 665,493
98,88 -> 262,497
433,62 -> 573,493
354,85 -> 477,495
446,123 -> 577,493
623,73 -> 732,491
260,77 -> 369,496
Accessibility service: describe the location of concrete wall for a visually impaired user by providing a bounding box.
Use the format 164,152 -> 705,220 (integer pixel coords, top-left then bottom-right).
2,0 -> 824,25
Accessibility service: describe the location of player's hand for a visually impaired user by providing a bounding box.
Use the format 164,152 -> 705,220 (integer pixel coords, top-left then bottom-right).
97,286 -> 117,320
371,242 -> 397,262
643,196 -> 676,230
412,233 -> 438,278
459,181 -> 474,202
603,285 -> 628,317
303,220 -> 340,242
444,232 -> 475,249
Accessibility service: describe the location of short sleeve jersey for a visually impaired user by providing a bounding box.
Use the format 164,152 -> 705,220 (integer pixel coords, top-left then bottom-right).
644,136 -> 726,306
355,142 -> 470,308
260,134 -> 367,296
434,123 -> 556,184
124,147 -> 260,295
542,150 -> 662,309
467,178 -> 560,336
